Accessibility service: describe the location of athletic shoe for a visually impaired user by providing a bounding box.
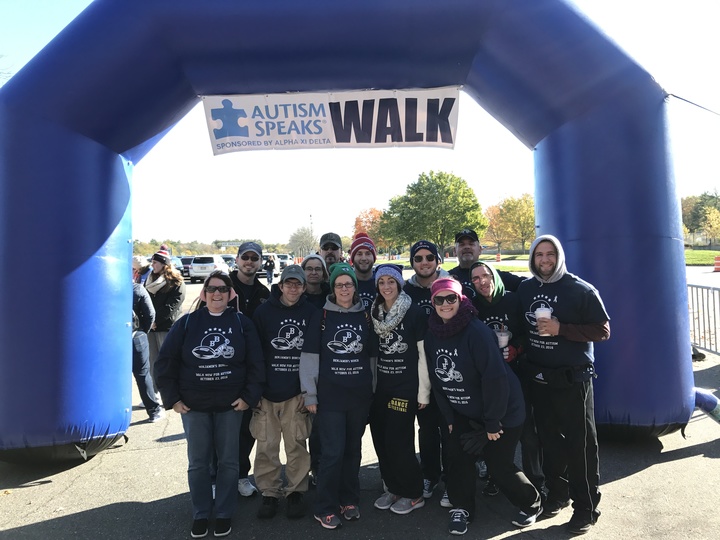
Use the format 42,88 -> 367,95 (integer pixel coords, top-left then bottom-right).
374,491 -> 399,510
314,513 -> 342,529
422,479 -> 437,499
482,479 -> 499,497
190,519 -> 208,538
340,504 -> 360,520
512,506 -> 543,528
390,496 -> 425,515
213,518 -> 231,537
238,477 -> 258,497
148,409 -> 165,422
286,492 -> 306,519
566,511 -> 599,535
448,508 -> 470,535
542,498 -> 570,517
440,490 -> 453,508
475,460 -> 488,479
257,496 -> 278,519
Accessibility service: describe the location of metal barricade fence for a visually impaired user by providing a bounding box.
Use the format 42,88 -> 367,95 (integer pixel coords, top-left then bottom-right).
688,284 -> 720,354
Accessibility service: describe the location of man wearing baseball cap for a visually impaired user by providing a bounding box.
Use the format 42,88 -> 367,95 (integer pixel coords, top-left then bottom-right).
230,241 -> 270,498
318,232 -> 343,267
251,265 -> 317,520
449,228 -> 524,299
349,232 -> 378,313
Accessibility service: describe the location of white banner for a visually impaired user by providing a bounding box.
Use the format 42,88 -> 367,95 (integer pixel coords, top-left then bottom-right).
201,87 -> 459,155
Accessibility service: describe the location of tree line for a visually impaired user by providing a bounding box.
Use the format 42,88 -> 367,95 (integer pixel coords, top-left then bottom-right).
682,191 -> 720,246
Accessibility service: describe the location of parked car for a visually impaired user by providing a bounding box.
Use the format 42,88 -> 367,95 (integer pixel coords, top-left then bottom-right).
221,254 -> 237,272
180,256 -> 194,278
171,256 -> 184,275
276,253 -> 291,271
189,255 -> 230,283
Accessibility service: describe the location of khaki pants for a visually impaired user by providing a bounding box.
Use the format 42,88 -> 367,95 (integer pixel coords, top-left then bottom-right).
250,395 -> 312,497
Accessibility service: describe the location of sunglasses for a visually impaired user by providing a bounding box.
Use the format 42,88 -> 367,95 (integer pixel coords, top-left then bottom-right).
433,294 -> 459,306
413,254 -> 436,263
205,285 -> 232,293
240,254 -> 260,262
321,244 -> 340,251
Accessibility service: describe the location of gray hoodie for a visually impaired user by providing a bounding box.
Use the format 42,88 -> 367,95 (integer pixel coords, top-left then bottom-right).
528,234 -> 567,284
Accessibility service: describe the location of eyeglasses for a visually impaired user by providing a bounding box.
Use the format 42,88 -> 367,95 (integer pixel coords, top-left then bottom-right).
334,282 -> 355,290
413,254 -> 436,263
205,285 -> 232,293
433,294 -> 459,306
304,266 -> 323,273
321,244 -> 340,251
240,254 -> 260,262
282,281 -> 304,289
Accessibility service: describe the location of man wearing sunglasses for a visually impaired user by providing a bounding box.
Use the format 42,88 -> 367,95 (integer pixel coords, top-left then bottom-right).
229,241 -> 270,498
449,229 -> 524,300
403,240 -> 451,503
318,232 -> 343,267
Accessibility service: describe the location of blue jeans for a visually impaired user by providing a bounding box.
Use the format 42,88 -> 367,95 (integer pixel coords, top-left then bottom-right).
131,331 -> 162,415
314,405 -> 370,516
181,409 -> 244,519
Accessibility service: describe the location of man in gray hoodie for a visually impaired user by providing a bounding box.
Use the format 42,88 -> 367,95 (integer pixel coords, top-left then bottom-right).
516,235 -> 610,535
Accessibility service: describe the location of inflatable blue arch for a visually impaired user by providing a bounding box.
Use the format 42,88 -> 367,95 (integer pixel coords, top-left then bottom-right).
0,0 -> 693,461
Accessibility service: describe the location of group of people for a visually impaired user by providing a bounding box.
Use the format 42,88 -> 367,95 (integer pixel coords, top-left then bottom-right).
133,229 -> 610,538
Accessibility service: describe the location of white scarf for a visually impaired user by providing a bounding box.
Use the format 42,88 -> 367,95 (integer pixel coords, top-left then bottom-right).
372,291 -> 412,338
144,273 -> 166,295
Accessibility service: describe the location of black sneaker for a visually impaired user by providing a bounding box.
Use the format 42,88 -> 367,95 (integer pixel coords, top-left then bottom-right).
190,519 -> 208,538
257,496 -> 278,519
448,508 -> 470,535
214,518 -> 232,537
482,479 -> 499,497
566,511 -> 599,535
542,498 -> 570,517
286,492 -> 306,519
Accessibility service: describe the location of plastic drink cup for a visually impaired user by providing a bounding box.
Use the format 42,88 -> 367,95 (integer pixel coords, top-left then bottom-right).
495,330 -> 511,348
535,307 -> 552,336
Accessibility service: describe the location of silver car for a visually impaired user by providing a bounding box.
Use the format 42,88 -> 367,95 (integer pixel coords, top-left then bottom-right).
189,255 -> 230,283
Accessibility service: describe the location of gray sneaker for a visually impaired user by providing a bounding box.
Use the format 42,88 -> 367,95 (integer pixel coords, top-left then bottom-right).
340,505 -> 360,520
314,513 -> 342,530
390,496 -> 425,515
440,490 -> 453,508
423,479 -> 437,499
374,491 -> 399,510
237,477 -> 257,497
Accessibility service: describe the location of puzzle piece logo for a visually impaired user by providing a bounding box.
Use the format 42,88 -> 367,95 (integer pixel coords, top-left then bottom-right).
211,99 -> 249,139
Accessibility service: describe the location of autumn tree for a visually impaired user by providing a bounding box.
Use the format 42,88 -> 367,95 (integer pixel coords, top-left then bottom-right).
381,171 -> 486,253
703,206 -> 720,245
287,226 -> 317,257
483,205 -> 511,254
353,207 -> 389,254
500,193 -> 536,253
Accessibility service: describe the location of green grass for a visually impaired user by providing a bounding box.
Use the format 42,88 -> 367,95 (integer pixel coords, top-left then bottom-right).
685,249 -> 720,266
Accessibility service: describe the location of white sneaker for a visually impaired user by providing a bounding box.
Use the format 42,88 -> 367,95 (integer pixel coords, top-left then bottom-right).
440,490 -> 453,508
238,477 -> 258,497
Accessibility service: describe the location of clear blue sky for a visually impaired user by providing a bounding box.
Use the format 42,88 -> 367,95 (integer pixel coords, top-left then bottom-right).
1,0 -> 718,244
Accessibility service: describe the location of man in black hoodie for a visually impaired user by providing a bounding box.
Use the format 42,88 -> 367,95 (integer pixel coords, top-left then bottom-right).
516,235 -> 610,535
251,265 -> 317,520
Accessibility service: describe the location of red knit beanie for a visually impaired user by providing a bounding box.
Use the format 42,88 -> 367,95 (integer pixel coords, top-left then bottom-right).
349,232 -> 377,263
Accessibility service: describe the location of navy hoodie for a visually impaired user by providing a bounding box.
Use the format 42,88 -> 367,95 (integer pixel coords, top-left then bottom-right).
253,288 -> 318,402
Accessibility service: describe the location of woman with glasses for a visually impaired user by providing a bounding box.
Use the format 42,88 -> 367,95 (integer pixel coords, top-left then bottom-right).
155,271 -> 265,539
424,278 -> 541,536
299,262 -> 376,530
369,264 -> 430,515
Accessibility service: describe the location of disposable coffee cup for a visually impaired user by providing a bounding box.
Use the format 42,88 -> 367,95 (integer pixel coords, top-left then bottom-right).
495,330 -> 511,348
535,307 -> 552,336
